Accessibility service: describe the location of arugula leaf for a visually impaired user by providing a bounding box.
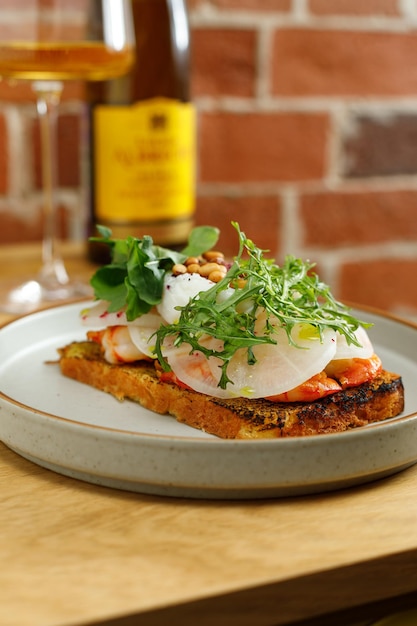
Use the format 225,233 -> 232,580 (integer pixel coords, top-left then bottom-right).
89,222 -> 370,391
154,223 -> 371,389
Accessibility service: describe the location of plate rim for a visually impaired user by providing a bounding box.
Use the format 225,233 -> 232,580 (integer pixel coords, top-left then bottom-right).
0,299 -> 416,446
1,299 -> 417,498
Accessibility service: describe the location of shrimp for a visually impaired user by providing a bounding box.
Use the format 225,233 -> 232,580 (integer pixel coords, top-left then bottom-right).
267,371 -> 342,403
86,314 -> 381,402
87,326 -> 150,364
161,323 -> 338,400
325,354 -> 382,388
156,368 -> 193,391
267,354 -> 382,403
156,356 -> 382,403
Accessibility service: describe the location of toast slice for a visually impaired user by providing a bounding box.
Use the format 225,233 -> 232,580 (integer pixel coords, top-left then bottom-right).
58,341 -> 405,438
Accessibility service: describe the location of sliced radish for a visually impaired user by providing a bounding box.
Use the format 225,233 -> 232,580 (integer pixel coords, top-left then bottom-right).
164,322 -> 337,399
157,273 -> 214,324
222,323 -> 337,399
127,311 -> 165,358
80,300 -> 129,327
333,326 -> 374,360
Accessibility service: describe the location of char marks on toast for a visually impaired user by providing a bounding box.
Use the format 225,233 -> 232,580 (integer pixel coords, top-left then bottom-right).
58,341 -> 404,439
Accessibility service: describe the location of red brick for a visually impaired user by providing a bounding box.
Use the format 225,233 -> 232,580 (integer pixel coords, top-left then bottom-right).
0,82 -> 35,103
0,22 -> 88,43
212,0 -> 291,10
340,259 -> 417,311
196,194 -> 281,257
199,112 -> 329,183
0,0 -> 41,6
0,0 -> 109,45
0,81 -> 83,103
343,114 -> 417,178
192,29 -> 257,98
33,113 -> 81,189
187,0 -> 204,9
56,113 -> 82,187
0,114 -> 8,194
300,189 -> 417,248
309,0 -> 399,15
1,0 -> 87,6
0,210 -> 42,243
0,203 -> 69,244
272,29 -> 417,96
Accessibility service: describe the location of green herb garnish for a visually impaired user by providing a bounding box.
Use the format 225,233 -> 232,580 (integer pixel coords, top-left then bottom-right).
89,222 -> 371,391
89,224 -> 220,321
154,223 -> 371,390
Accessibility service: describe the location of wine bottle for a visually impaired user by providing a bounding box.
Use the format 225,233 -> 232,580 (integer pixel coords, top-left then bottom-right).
87,0 -> 195,262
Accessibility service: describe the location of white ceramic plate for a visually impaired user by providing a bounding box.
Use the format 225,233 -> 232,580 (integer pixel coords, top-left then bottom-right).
0,301 -> 417,499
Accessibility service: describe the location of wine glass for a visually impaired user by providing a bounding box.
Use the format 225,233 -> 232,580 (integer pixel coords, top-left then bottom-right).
0,0 -> 134,313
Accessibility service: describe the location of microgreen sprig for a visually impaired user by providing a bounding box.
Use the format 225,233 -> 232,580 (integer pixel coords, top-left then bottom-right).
154,222 -> 371,389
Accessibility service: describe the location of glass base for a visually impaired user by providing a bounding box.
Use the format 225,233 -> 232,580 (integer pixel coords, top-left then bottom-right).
1,276 -> 92,315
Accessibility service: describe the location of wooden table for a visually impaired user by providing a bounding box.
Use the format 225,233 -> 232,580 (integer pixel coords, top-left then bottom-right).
1,242 -> 417,626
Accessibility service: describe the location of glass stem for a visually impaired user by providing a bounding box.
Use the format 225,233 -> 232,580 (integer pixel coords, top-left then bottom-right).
32,80 -> 69,288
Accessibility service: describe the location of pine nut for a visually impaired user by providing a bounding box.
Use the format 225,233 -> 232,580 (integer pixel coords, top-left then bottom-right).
203,250 -> 225,262
208,270 -> 226,282
185,256 -> 200,266
199,262 -> 222,277
172,263 -> 187,275
186,263 -> 201,274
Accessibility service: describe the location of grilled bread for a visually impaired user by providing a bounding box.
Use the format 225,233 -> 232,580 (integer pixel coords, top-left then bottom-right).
58,341 -> 405,438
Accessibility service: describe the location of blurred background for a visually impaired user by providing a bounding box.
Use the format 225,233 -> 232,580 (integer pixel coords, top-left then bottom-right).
1,0 -> 417,317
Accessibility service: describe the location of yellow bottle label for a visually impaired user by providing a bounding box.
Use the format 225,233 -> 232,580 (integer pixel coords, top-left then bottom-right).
93,98 -> 195,223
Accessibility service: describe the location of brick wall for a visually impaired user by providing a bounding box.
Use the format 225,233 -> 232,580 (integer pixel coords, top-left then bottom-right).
2,0 -> 417,317
191,0 -> 417,317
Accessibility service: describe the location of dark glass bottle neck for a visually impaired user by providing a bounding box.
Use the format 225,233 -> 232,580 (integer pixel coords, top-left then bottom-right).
95,0 -> 190,104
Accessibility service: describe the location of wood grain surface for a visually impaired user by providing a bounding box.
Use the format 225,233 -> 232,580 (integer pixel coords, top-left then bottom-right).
1,243 -> 417,626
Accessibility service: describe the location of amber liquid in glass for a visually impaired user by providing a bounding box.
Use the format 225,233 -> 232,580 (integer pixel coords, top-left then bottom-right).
0,42 -> 134,81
